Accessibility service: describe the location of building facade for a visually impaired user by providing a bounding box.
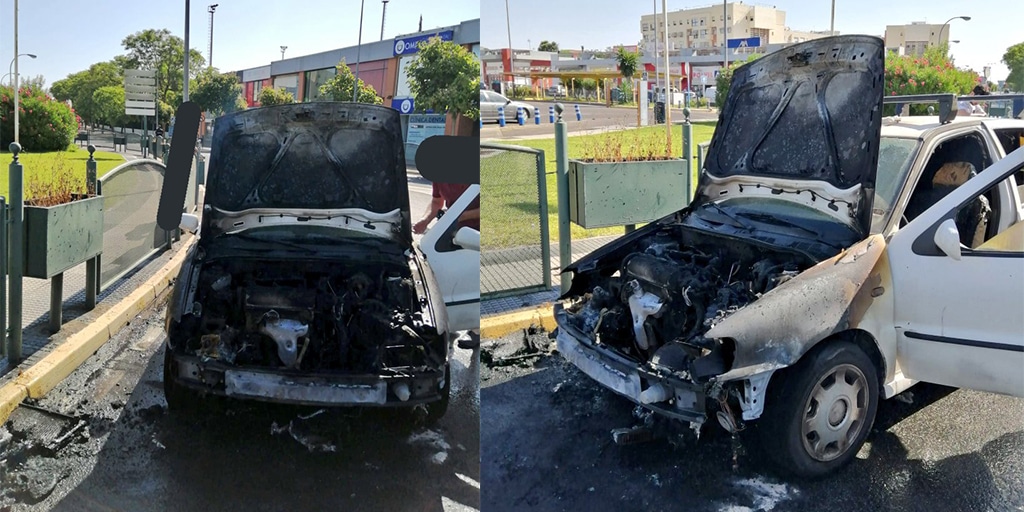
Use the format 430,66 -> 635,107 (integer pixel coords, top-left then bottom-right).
883,22 -> 950,56
234,18 -> 480,113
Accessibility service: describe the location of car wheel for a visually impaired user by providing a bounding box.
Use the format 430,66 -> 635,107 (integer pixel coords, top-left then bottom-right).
755,340 -> 879,478
422,363 -> 452,425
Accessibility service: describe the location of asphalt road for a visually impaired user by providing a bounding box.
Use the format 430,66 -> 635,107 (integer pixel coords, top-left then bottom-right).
480,329 -> 1024,512
0,182 -> 481,512
480,100 -> 720,140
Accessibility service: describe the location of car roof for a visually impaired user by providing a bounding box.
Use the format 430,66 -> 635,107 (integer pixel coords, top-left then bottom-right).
881,115 -> 1024,140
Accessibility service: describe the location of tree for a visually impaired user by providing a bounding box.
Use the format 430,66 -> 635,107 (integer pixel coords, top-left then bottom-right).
715,53 -> 763,108
538,41 -> 559,52
191,68 -> 247,115
317,59 -> 383,104
50,61 -> 123,124
884,44 -> 979,114
19,74 -> 47,93
615,47 -> 639,80
92,86 -> 127,129
406,37 -> 480,120
259,87 -> 294,106
1003,42 -> 1024,91
117,29 -> 205,110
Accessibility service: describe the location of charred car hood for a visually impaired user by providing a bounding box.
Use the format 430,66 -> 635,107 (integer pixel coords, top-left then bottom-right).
204,102 -> 412,243
696,35 -> 885,238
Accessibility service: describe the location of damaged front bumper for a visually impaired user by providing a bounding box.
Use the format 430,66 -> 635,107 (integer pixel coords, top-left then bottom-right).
167,354 -> 447,407
554,304 -> 708,425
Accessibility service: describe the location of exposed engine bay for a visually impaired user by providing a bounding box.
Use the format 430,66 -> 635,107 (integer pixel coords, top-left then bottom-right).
563,226 -> 816,380
173,257 -> 444,375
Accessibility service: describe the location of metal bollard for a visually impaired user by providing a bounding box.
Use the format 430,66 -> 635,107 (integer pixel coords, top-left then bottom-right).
8,143 -> 24,362
534,107 -> 541,124
86,144 -> 97,195
575,104 -> 582,121
517,106 -> 525,126
549,105 -> 555,123
498,106 -> 506,127
682,108 -> 693,200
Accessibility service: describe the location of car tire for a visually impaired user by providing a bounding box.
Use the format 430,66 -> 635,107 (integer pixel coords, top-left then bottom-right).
755,340 -> 879,478
422,363 -> 452,425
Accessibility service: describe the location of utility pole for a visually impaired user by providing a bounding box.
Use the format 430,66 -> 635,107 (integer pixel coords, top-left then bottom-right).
505,0 -> 514,97
280,46 -> 287,60
184,0 -> 191,102
208,4 -> 219,69
380,0 -> 389,41
653,0 -> 659,101
830,0 -> 836,36
723,0 -> 728,70
662,0 -> 671,150
353,0 -> 365,102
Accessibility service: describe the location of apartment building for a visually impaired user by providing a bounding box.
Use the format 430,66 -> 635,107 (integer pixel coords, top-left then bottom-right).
639,2 -> 829,54
883,22 -> 951,56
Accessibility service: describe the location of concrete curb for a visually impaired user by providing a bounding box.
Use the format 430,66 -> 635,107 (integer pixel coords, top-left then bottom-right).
0,236 -> 196,425
480,303 -> 557,339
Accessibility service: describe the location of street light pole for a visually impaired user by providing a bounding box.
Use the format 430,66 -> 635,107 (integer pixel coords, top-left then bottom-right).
723,0 -> 728,70
353,0 -> 365,102
380,0 -> 389,41
280,46 -> 287,60
830,0 -> 836,36
938,16 -> 970,51
184,0 -> 191,102
6,54 -> 35,145
653,0 -> 659,101
505,0 -> 514,97
14,0 -> 20,144
208,4 -> 218,69
662,0 -> 671,150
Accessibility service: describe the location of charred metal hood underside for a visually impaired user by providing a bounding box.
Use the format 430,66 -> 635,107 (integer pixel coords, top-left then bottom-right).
205,103 -> 412,241
697,35 -> 886,238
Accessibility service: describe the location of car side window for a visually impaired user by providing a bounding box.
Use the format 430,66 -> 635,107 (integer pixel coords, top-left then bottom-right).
903,130 -> 994,226
944,177 -> 1022,251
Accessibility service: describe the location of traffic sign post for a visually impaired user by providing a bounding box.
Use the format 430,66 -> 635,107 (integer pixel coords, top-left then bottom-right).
125,69 -> 157,158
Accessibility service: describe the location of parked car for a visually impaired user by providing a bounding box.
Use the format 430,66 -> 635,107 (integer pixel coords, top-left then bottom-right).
479,90 -> 536,124
554,35 -> 1024,478
703,86 -> 717,107
163,103 -> 476,423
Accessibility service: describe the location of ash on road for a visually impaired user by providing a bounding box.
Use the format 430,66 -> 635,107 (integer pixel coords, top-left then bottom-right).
480,328 -> 1024,512
0,296 -> 480,512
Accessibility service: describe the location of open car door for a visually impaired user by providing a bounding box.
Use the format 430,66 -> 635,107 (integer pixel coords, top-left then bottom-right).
418,184 -> 480,333
887,147 -> 1024,397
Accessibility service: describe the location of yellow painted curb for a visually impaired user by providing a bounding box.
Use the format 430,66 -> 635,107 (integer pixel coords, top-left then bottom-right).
480,303 -> 557,339
0,237 -> 195,425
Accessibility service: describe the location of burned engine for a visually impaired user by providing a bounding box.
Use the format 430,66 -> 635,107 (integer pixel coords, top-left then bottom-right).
176,258 -> 441,373
565,229 -> 808,369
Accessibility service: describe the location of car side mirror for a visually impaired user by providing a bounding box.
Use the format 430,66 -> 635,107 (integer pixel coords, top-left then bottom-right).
933,218 -> 962,260
453,226 -> 480,251
180,213 -> 200,234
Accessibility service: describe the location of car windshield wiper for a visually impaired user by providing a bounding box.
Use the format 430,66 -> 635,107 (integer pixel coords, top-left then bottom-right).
697,201 -> 755,232
735,212 -> 843,248
221,232 -> 317,254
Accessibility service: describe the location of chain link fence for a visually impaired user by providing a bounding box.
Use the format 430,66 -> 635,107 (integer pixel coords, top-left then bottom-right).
480,143 -> 551,298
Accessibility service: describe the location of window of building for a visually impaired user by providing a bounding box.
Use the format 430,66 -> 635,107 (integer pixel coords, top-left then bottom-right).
303,67 -> 337,102
273,73 -> 299,100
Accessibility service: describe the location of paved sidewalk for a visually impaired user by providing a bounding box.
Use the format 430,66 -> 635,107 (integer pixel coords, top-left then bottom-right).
480,234 -> 619,315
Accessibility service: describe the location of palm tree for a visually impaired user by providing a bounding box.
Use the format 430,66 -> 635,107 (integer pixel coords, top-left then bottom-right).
616,47 -> 639,81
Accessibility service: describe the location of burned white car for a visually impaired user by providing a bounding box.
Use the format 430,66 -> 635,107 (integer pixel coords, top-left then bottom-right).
555,35 -> 1024,477
163,103 -> 457,422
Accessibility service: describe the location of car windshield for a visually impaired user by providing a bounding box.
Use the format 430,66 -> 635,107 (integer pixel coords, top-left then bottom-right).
871,136 -> 920,233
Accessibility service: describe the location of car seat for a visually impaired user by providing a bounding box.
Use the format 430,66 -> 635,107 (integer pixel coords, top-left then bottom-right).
930,162 -> 992,248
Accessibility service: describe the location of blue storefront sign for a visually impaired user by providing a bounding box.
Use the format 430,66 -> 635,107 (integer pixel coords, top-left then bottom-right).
393,30 -> 455,56
727,37 -> 762,49
392,97 -> 415,114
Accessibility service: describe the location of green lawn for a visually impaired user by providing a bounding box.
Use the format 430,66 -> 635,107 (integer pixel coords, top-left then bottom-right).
481,122 -> 717,249
0,146 -> 125,198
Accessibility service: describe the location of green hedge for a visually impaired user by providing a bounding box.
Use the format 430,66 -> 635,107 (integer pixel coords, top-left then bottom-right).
1,85 -> 78,151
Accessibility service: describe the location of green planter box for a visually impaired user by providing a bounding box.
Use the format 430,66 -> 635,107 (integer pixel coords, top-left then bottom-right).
568,159 -> 692,229
23,194 -> 104,279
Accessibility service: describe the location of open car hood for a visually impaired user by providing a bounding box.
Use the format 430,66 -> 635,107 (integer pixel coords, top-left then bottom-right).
204,102 -> 412,244
695,35 -> 885,238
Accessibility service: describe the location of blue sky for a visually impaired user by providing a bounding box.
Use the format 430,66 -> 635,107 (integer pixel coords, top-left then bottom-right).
0,0 -> 479,87
480,0 -> 1017,81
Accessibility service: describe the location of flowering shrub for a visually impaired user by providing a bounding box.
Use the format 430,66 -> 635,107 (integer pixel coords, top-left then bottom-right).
884,45 -> 980,115
0,85 -> 78,151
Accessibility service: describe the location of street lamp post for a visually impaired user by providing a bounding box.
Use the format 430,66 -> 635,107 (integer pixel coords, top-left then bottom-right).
9,53 -> 36,145
353,0 -> 365,102
280,46 -> 288,60
938,16 -> 970,50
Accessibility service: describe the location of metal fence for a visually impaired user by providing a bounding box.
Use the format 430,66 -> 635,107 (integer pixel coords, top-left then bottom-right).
95,159 -> 176,291
479,143 -> 551,298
